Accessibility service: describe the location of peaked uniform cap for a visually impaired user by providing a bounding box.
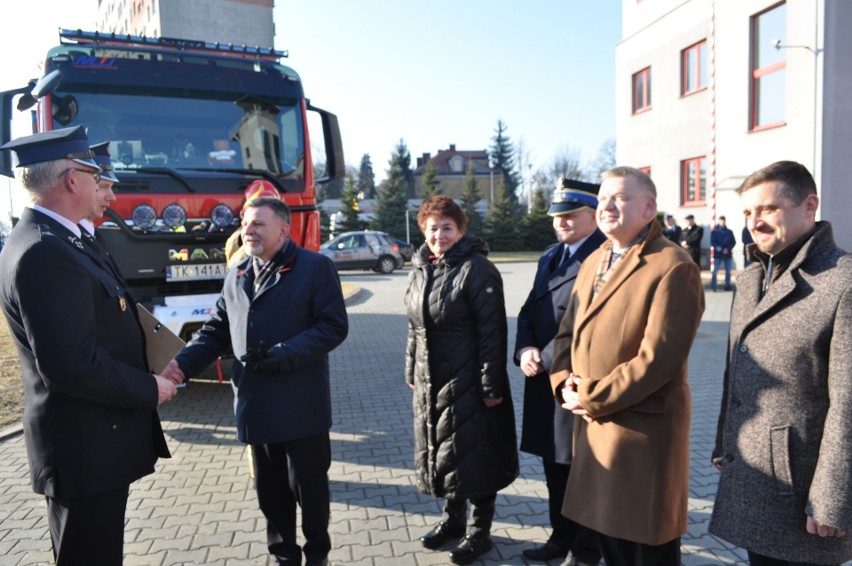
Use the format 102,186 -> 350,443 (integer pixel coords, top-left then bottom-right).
548,177 -> 601,216
90,141 -> 119,183
0,125 -> 100,170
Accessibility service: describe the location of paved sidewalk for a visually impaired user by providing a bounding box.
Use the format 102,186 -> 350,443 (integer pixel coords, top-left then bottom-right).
0,270 -> 749,565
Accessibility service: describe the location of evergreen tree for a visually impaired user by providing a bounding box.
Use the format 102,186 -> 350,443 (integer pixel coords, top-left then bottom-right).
489,120 -> 520,208
316,183 -> 333,242
420,159 -> 442,198
339,174 -> 366,232
482,181 -> 523,251
459,161 -> 484,237
520,188 -> 554,251
370,142 -> 411,239
357,153 -> 376,198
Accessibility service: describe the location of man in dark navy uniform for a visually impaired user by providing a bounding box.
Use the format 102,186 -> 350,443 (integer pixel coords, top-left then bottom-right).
162,197 -> 348,566
515,178 -> 605,566
79,141 -> 122,277
0,126 -> 174,565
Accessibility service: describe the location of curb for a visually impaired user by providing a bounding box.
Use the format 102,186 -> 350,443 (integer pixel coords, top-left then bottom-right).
0,423 -> 23,441
341,283 -> 363,305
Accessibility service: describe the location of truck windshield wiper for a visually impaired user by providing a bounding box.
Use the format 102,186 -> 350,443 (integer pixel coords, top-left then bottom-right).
135,167 -> 196,193
179,167 -> 287,193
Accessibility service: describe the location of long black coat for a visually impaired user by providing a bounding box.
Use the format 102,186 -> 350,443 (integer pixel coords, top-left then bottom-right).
514,230 -> 605,463
405,235 -> 518,499
0,208 -> 169,498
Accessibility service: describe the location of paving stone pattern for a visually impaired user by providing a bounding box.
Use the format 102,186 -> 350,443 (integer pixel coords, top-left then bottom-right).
0,264 -> 779,565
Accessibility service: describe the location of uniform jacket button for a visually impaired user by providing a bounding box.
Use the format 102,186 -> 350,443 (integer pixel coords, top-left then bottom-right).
739,345 -> 748,353
112,424 -> 119,431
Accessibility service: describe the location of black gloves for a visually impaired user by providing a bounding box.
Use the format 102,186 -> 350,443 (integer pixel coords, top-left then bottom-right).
240,341 -> 280,373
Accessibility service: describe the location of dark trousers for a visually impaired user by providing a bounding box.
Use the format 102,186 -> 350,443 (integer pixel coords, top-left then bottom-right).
47,485 -> 129,565
445,492 -> 497,535
252,432 -> 331,564
747,550 -> 837,566
596,532 -> 680,566
543,459 -> 601,562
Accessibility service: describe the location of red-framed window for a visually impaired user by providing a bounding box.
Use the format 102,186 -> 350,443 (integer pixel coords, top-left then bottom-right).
750,2 -> 787,130
681,40 -> 708,95
632,67 -> 651,114
681,157 -> 706,205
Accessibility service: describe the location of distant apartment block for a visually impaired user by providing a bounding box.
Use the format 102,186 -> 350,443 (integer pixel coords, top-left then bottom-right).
617,0 -> 852,255
97,0 -> 274,47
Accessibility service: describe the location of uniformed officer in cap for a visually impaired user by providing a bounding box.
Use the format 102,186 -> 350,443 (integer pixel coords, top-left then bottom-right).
0,125 -> 174,565
79,141 -> 123,277
514,177 -> 605,565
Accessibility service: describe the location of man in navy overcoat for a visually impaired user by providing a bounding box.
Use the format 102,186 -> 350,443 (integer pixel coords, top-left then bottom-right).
515,178 -> 605,566
165,197 -> 348,566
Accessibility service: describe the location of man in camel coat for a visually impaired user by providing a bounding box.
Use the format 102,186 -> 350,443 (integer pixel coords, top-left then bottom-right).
550,166 -> 705,565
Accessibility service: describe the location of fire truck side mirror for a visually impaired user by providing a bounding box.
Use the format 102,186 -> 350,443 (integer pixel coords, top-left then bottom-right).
17,70 -> 64,112
307,104 -> 344,185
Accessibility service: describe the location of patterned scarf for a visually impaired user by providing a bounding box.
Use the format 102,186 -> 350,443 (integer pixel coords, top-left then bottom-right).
592,223 -> 652,299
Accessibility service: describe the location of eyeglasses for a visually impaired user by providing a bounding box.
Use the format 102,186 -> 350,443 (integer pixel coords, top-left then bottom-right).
58,167 -> 101,184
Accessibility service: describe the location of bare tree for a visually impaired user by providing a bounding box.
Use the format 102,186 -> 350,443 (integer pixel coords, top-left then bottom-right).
587,137 -> 616,181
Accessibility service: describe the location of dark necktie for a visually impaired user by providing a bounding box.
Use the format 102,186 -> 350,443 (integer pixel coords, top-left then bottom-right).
80,229 -> 99,251
552,244 -> 570,272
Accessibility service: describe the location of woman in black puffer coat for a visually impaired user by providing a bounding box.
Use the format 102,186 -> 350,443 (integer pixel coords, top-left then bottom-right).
405,196 -> 518,565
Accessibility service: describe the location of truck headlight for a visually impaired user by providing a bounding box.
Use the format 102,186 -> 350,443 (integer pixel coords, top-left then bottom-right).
163,204 -> 187,229
131,204 -> 157,230
210,204 -> 234,229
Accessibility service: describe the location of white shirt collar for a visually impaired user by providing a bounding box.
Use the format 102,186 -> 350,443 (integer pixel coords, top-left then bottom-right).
79,219 -> 96,237
567,233 -> 593,257
29,204 -> 81,238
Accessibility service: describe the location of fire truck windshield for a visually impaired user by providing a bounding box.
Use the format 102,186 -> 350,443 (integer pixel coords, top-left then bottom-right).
49,89 -> 305,179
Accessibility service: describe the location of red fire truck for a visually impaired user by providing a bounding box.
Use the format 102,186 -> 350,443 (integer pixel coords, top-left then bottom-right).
0,29 -> 344,341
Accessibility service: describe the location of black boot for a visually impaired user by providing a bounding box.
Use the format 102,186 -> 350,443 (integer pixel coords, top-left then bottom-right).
420,498 -> 466,550
450,494 -> 495,564
450,531 -> 493,565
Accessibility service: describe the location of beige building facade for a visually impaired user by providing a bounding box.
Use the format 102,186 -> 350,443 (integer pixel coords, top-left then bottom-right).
617,0 -> 852,262
97,0 -> 274,47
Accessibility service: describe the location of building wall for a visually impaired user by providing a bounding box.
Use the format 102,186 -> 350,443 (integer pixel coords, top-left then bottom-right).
819,0 -> 852,250
617,0 -> 850,261
98,0 -> 274,47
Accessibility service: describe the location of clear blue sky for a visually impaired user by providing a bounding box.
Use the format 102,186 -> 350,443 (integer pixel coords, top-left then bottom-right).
0,0 -> 621,213
278,0 -> 622,182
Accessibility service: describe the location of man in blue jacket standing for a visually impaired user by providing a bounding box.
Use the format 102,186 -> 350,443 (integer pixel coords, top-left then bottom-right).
163,197 -> 348,566
515,178 -> 605,566
710,215 -> 736,291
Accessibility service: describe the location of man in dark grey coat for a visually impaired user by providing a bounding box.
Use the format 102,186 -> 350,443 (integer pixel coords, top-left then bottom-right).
163,197 -> 348,566
710,161 -> 851,566
515,178 -> 604,566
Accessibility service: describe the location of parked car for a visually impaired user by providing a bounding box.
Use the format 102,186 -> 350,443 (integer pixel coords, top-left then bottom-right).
376,232 -> 414,264
321,231 -> 404,273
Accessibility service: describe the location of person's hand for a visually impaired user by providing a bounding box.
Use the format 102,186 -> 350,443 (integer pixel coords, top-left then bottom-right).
560,374 -> 594,422
154,374 -> 177,406
160,359 -> 185,385
806,516 -> 846,538
519,347 -> 544,377
240,340 -> 280,373
483,397 -> 503,408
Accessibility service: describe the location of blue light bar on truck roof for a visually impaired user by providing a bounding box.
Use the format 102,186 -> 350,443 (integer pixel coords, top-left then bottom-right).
58,28 -> 288,60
